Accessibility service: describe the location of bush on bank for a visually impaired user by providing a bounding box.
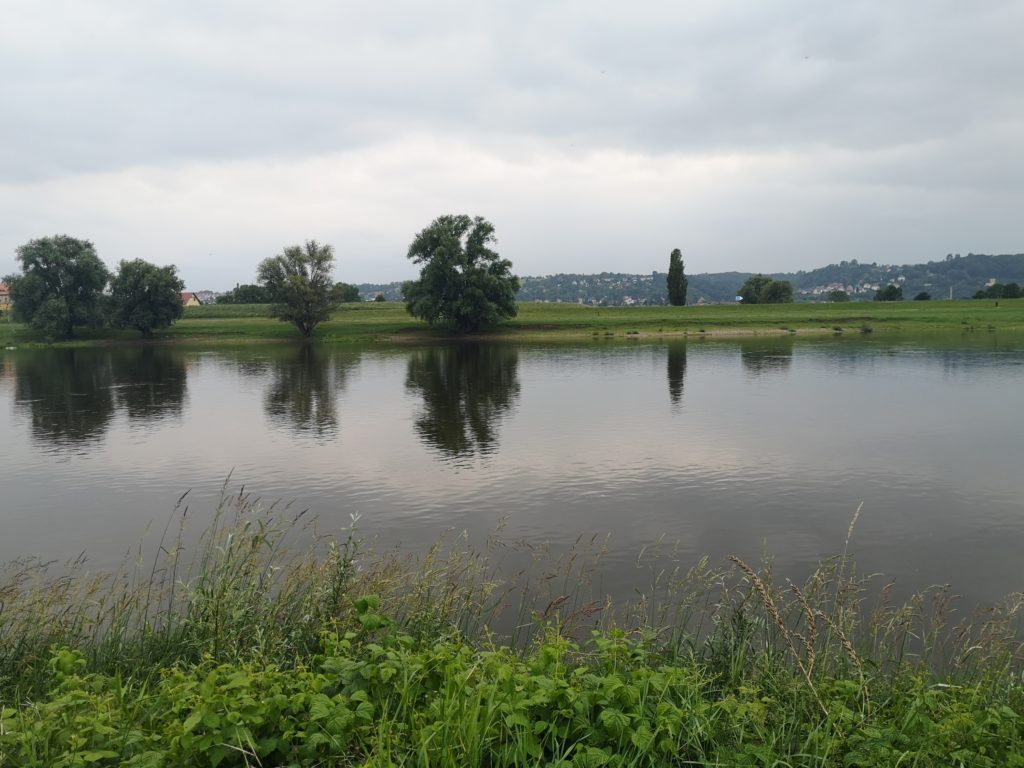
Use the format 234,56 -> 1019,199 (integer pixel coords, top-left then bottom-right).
3,625 -> 1022,766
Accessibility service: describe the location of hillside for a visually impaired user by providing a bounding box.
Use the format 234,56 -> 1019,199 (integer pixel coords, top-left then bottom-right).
357,253 -> 1024,306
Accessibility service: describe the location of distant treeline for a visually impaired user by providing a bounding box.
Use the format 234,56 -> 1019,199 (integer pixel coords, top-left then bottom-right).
357,252 -> 1024,306
218,281 -> 361,304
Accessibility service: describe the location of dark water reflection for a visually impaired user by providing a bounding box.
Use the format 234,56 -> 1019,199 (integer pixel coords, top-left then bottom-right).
1,335 -> 1023,610
113,348 -> 188,422
739,336 -> 795,377
14,350 -> 117,449
12,348 -> 189,451
666,342 -> 686,406
264,346 -> 358,438
405,345 -> 520,462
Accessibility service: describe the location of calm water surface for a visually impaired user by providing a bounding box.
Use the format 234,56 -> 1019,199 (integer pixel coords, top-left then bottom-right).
1,335 -> 1022,608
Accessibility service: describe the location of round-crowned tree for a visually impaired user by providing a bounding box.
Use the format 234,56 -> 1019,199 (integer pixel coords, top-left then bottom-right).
402,215 -> 519,333
6,235 -> 110,338
257,240 -> 338,337
109,259 -> 185,338
738,274 -> 793,304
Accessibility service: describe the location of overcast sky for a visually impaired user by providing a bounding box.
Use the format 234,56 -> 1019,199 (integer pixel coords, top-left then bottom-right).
2,0 -> 1022,289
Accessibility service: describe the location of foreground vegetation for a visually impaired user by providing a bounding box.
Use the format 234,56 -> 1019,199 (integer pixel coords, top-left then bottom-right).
1,494 -> 1022,766
2,297 -> 1024,347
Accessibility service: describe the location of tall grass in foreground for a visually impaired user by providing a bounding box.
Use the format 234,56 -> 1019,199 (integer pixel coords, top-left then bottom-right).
1,491 -> 1022,766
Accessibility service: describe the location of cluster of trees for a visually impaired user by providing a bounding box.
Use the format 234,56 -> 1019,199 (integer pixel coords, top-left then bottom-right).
218,280 -> 361,305
738,274 -> 794,304
973,282 -> 1022,300
874,284 -> 903,302
251,218 -> 523,336
3,235 -> 352,340
5,216 -> 526,341
217,283 -> 273,304
4,236 -> 185,339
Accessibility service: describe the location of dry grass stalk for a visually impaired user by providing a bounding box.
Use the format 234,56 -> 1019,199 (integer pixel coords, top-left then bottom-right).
789,582 -> 818,677
729,556 -> 829,719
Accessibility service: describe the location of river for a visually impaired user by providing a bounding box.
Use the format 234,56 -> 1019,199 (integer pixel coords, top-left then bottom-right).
1,333 -> 1021,609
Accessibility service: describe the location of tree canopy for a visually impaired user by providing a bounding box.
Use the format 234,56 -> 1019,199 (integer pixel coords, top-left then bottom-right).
402,215 -> 519,332
974,282 -> 1021,299
667,249 -> 688,306
218,283 -> 273,304
332,282 -> 361,303
257,240 -> 338,337
874,284 -> 903,301
109,259 -> 185,338
738,274 -> 793,304
5,235 -> 110,338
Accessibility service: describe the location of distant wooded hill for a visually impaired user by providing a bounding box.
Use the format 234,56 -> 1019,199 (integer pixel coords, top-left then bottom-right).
358,253 -> 1024,305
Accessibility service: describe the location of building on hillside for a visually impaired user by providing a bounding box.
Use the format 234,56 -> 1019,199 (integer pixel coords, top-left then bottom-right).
0,282 -> 11,310
181,292 -> 203,307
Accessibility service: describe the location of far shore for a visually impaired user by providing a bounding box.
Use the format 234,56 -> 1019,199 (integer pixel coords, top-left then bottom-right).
1,298 -> 1022,348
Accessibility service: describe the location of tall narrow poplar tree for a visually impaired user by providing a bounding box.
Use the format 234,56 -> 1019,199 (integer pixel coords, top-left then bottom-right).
667,248 -> 688,306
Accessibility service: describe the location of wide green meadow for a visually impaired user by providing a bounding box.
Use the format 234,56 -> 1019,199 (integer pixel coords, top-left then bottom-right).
1,298 -> 1023,347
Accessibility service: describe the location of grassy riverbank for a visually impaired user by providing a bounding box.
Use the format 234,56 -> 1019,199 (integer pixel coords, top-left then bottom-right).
1,494 -> 1022,766
2,298 -> 1023,347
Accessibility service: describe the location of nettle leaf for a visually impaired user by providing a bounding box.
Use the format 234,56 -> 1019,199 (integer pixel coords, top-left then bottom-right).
573,746 -> 611,768
630,723 -> 655,751
309,694 -> 333,722
222,672 -> 252,690
505,712 -> 531,729
354,595 -> 380,614
183,711 -> 203,733
328,707 -> 356,735
598,707 -> 630,738
122,751 -> 166,768
80,750 -> 119,762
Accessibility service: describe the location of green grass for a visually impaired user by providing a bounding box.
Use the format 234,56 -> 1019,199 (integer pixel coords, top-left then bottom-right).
2,298 -> 1024,347
1,492 -> 1022,766
495,298 -> 1024,339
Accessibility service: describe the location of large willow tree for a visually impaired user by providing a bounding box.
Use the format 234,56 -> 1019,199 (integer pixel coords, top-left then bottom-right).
402,215 -> 519,333
257,240 -> 338,337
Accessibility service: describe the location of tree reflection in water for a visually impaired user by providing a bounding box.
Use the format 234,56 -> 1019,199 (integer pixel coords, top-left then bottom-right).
666,342 -> 687,407
264,346 -> 357,438
110,348 -> 188,422
13,349 -> 117,449
739,337 -> 794,377
405,344 -> 520,462
11,348 -> 191,450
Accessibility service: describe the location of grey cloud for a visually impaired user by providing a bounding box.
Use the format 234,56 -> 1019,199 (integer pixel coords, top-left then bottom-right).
1,0 -> 1021,284
3,0 -> 1022,182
